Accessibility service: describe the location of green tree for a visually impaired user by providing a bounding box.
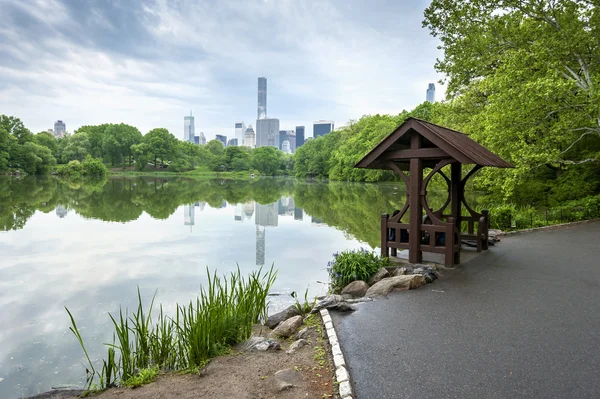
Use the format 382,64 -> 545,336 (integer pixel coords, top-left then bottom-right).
63,133 -> 91,162
20,142 -> 57,174
143,128 -> 177,168
423,0 -> 600,198
206,139 -> 225,157
131,143 -> 151,171
76,124 -> 108,158
251,146 -> 280,176
103,124 -> 142,167
34,131 -> 59,156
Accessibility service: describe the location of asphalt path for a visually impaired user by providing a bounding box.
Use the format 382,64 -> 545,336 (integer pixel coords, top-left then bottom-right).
331,221 -> 600,399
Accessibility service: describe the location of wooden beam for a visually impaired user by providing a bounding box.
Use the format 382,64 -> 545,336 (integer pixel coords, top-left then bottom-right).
451,163 -> 461,230
383,148 -> 451,160
409,133 -> 423,263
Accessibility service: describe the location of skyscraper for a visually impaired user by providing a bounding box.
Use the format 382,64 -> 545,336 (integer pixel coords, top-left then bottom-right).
257,77 -> 267,120
288,131 -> 296,153
216,134 -> 227,147
235,121 -> 246,145
313,120 -> 334,138
279,130 -> 287,150
244,125 -> 256,148
295,126 -> 305,149
198,132 -> 207,145
256,118 -> 279,148
227,138 -> 238,147
184,205 -> 195,227
184,111 -> 195,142
426,83 -> 435,103
53,120 -> 66,138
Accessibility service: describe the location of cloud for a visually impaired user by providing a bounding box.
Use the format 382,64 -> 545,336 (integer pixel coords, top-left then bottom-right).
0,0 -> 445,141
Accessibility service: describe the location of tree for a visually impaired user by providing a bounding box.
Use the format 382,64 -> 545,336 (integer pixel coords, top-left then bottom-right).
206,139 -> 225,156
20,142 -> 57,174
0,115 -> 33,145
34,131 -> 58,156
423,0 -> 600,198
103,124 -> 142,167
251,146 -> 281,176
143,128 -> 177,168
63,133 -> 91,162
131,143 -> 151,171
76,124 -> 108,158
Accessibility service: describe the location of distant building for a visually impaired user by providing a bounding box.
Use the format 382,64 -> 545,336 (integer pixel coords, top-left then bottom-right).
228,138 -> 239,147
244,125 -> 256,148
282,140 -> 291,153
184,111 -> 195,142
257,77 -> 267,120
216,134 -> 227,147
256,118 -> 279,148
313,120 -> 334,138
294,207 -> 303,221
56,205 -> 67,218
184,205 -> 195,227
235,204 -> 243,221
53,120 -> 66,138
197,132 -> 207,145
243,201 -> 255,219
278,130 -> 296,152
295,126 -> 305,149
47,128 -> 54,134
426,83 -> 435,103
194,136 -> 200,145
235,122 -> 246,145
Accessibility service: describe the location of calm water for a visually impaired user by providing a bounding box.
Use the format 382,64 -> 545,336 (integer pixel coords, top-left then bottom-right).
0,176 -> 457,398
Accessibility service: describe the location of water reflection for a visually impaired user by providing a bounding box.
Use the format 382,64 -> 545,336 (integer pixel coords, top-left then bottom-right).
0,176 -> 473,399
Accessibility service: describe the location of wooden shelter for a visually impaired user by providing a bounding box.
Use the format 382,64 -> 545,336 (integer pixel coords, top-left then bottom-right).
355,118 -> 513,266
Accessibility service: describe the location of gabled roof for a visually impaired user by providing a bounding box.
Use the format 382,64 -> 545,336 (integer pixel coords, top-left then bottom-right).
354,117 -> 513,169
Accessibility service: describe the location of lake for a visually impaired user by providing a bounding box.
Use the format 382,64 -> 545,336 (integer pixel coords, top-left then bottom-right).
0,175 -> 459,398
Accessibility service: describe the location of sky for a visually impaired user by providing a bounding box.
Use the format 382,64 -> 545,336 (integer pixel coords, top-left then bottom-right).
0,0 -> 445,142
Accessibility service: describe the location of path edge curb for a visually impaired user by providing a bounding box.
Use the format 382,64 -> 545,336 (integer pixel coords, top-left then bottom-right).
502,218 -> 600,236
320,308 -> 353,399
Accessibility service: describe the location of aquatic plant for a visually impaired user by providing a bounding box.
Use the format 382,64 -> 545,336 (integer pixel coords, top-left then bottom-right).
66,265 -> 277,391
328,248 -> 388,293
291,288 -> 317,317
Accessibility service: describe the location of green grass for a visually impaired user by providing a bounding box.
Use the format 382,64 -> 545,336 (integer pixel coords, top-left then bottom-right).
66,266 -> 277,391
108,166 -> 261,179
122,367 -> 159,388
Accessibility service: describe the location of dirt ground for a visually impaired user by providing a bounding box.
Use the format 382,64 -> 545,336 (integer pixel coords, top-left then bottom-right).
76,318 -> 337,399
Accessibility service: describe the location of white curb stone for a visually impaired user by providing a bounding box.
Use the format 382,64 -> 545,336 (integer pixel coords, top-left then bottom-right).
320,308 -> 353,399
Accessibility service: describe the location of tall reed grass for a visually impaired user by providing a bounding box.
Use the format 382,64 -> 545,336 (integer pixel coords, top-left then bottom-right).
66,266 -> 277,390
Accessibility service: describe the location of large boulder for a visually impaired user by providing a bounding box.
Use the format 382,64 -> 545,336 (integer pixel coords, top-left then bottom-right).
294,325 -> 317,340
265,305 -> 300,329
271,315 -> 303,338
365,274 -> 426,297
341,280 -> 369,298
368,267 -> 390,285
238,336 -> 281,352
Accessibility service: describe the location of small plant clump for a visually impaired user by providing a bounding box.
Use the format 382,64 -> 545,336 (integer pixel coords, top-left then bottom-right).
327,248 -> 389,293
66,266 -> 277,392
291,288 -> 317,317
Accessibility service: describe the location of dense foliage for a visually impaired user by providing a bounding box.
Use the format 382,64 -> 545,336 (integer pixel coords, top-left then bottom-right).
327,249 -> 389,293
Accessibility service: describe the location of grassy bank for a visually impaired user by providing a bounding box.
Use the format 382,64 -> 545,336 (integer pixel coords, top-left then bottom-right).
107,166 -> 262,179
66,266 -> 277,392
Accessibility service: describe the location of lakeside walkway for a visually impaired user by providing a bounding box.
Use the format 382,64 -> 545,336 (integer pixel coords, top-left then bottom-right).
331,221 -> 600,398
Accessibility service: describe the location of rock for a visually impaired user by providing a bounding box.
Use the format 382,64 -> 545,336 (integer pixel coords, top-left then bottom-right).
265,305 -> 300,329
271,315 -> 303,338
238,336 -> 281,352
392,267 -> 408,276
294,325 -> 317,340
274,368 -> 304,385
341,280 -> 369,298
311,295 -> 356,313
23,389 -> 85,399
286,339 -> 309,354
368,267 -> 390,285
365,274 -> 426,297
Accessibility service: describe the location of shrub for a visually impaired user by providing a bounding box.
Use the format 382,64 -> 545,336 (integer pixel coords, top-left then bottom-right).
328,248 -> 389,293
82,155 -> 107,176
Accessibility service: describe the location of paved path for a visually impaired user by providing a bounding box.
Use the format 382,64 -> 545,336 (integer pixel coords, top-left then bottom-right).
331,221 -> 600,399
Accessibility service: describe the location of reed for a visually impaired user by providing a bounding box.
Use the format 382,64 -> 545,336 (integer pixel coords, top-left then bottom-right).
66,265 -> 277,391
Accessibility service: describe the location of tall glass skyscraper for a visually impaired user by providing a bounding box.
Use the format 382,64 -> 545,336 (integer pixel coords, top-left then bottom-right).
184,111 -> 195,142
313,120 -> 334,138
257,77 -> 267,120
256,118 -> 279,148
216,134 -> 227,147
426,83 -> 435,103
295,126 -> 305,149
235,121 -> 246,145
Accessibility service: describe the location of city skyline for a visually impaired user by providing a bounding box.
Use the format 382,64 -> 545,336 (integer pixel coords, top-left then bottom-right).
1,1 -> 445,141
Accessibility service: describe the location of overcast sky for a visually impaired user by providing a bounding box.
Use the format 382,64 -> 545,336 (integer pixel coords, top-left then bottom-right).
0,0 -> 445,141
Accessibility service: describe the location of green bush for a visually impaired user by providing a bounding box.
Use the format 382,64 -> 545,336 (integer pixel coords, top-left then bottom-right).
82,155 -> 107,176
328,248 -> 389,293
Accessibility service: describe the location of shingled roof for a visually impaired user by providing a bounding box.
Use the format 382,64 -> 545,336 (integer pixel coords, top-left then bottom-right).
355,117 -> 513,170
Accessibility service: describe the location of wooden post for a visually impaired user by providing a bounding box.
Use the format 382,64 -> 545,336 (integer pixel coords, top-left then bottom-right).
451,162 -> 461,230
446,216 -> 456,267
381,213 -> 389,258
409,134 -> 422,264
481,209 -> 489,251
